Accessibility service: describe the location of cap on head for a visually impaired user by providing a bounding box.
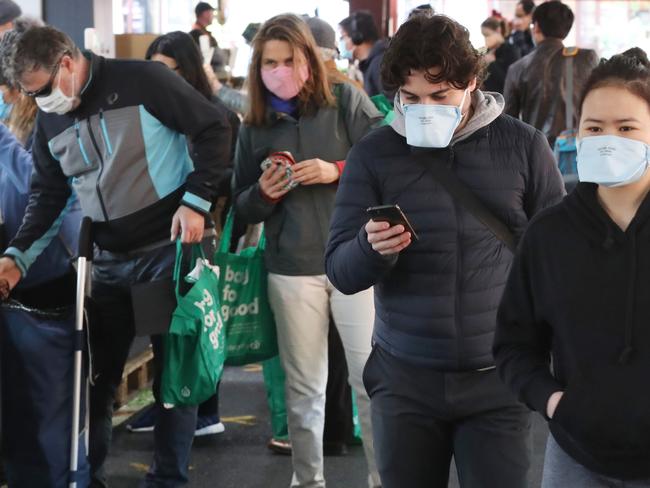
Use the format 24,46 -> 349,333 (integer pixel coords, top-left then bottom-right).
242,22 -> 260,45
0,0 -> 21,25
305,17 -> 336,51
0,28 -> 19,86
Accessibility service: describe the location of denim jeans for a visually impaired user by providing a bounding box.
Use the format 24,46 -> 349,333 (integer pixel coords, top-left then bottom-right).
542,435 -> 650,488
89,237 -> 215,488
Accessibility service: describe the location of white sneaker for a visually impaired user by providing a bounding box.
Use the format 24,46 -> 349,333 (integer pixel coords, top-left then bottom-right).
195,416 -> 225,437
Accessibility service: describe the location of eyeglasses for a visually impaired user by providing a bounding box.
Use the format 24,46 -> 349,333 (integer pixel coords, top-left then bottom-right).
21,53 -> 68,98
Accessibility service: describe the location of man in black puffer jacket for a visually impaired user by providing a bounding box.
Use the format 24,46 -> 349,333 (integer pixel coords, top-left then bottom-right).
325,15 -> 565,488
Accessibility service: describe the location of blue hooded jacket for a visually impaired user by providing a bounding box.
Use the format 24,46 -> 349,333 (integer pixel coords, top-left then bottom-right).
0,124 -> 80,289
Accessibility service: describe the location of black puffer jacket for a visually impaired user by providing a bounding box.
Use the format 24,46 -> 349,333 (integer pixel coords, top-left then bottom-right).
325,115 -> 565,370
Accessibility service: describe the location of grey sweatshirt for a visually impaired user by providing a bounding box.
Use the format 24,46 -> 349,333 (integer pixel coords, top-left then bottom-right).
390,90 -> 505,145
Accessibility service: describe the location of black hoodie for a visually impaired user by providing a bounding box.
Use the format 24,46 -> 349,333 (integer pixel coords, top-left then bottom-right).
494,183 -> 650,480
358,39 -> 392,99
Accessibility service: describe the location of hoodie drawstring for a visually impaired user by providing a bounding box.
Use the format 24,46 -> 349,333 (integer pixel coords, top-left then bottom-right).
619,230 -> 637,364
602,225 -> 615,251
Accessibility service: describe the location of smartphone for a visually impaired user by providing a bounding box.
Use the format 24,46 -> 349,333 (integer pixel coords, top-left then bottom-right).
366,204 -> 418,241
260,152 -> 300,190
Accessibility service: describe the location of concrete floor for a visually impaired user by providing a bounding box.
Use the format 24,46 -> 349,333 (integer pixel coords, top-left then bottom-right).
105,365 -> 549,488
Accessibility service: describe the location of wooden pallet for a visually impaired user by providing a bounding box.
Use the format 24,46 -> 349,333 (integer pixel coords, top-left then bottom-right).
115,346 -> 154,408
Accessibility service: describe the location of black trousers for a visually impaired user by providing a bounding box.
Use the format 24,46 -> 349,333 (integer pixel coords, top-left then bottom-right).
323,319 -> 353,445
364,345 -> 531,488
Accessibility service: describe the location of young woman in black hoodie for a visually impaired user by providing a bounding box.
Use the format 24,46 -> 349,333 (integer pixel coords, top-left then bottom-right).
494,48 -> 650,487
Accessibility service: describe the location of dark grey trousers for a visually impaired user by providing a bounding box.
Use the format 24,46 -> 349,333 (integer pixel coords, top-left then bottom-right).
364,345 -> 532,488
89,237 -> 215,488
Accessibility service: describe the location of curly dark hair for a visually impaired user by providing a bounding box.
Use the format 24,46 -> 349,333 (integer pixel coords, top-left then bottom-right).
381,15 -> 485,92
579,47 -> 650,114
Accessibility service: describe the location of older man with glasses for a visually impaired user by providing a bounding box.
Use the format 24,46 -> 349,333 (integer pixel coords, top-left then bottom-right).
0,24 -> 232,488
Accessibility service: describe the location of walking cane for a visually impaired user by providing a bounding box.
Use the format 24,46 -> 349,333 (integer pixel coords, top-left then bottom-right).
70,216 -> 92,488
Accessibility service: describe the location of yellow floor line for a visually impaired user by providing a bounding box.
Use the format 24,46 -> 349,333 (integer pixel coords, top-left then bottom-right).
221,415 -> 257,426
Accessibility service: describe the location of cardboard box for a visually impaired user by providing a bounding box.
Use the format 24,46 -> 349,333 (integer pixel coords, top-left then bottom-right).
114,33 -> 159,60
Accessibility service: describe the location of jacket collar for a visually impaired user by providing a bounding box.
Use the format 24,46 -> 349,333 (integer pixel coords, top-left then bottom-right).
76,50 -> 101,106
359,39 -> 388,70
534,37 -> 565,54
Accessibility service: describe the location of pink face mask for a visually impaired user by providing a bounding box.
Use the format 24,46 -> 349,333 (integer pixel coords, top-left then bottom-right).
261,64 -> 309,100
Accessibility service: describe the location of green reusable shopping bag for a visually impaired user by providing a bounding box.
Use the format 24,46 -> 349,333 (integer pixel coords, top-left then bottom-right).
262,356 -> 289,440
214,211 -> 278,366
160,241 -> 226,407
369,93 -> 395,126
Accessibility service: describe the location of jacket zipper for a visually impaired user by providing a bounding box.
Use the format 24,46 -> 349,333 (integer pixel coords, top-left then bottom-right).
98,109 -> 113,156
292,116 -> 325,242
448,147 -> 464,370
86,117 -> 110,221
74,121 -> 92,168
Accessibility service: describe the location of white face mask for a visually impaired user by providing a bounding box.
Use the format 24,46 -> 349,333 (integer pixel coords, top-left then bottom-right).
402,88 -> 469,148
577,135 -> 650,187
35,69 -> 77,115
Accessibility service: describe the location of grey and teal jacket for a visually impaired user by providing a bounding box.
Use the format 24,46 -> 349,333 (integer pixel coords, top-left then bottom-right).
4,51 -> 232,275
233,82 -> 383,276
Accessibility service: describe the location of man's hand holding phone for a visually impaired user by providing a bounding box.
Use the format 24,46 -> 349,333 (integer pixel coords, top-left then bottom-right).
365,204 -> 417,255
365,220 -> 412,255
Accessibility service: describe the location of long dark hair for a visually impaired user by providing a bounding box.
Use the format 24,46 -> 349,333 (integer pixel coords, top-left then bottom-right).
145,31 -> 213,100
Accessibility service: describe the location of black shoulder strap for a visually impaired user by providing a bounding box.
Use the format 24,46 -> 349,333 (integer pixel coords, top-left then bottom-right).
414,153 -> 517,252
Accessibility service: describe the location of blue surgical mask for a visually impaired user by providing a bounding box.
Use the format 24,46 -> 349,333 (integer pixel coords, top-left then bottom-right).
338,39 -> 353,60
402,89 -> 469,148
0,93 -> 12,120
577,135 -> 650,187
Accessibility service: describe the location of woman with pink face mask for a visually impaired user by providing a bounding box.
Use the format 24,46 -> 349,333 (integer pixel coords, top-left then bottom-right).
233,13 -> 384,488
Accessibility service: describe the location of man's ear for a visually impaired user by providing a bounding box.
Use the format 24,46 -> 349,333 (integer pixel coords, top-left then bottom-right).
60,53 -> 75,72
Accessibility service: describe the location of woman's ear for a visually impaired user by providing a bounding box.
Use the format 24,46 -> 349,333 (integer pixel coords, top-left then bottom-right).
468,77 -> 478,92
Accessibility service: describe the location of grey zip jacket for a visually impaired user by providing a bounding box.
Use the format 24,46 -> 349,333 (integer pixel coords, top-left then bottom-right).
233,82 -> 383,276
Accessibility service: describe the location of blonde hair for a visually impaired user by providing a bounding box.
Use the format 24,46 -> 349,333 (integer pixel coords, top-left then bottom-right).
244,13 -> 335,127
7,91 -> 37,146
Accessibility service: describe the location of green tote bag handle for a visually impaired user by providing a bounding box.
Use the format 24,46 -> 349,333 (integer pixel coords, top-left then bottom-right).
217,210 -> 265,255
173,239 -> 207,298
